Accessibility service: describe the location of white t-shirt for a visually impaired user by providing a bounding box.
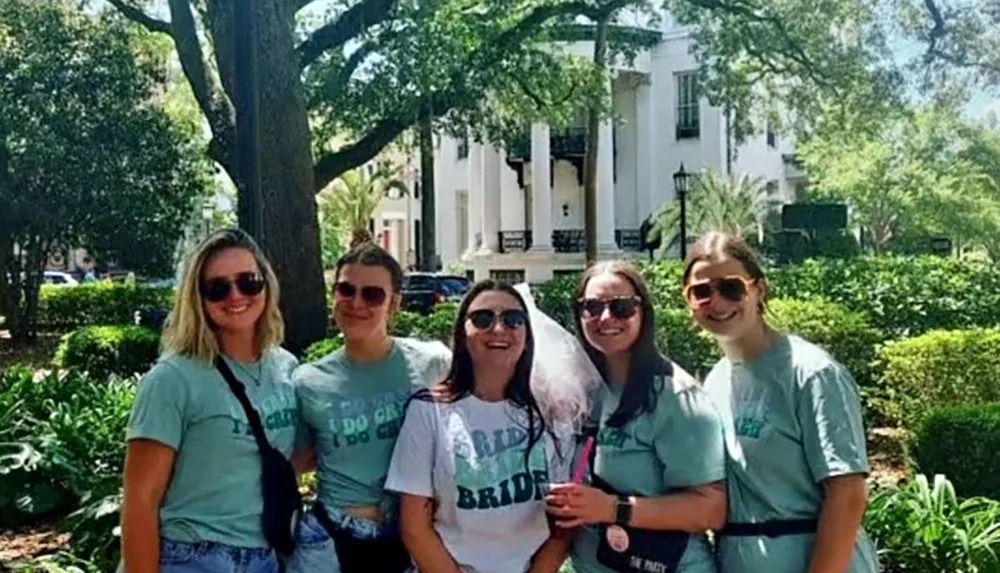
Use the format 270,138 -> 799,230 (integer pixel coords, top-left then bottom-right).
386,394 -> 574,573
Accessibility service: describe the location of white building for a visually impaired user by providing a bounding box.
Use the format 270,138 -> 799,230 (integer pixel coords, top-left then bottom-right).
429,20 -> 805,283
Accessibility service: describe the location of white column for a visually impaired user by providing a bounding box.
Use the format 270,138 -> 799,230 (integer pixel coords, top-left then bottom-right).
477,146 -> 502,254
529,123 -> 553,252
597,75 -> 619,252
635,77 -> 654,223
464,142 -> 483,257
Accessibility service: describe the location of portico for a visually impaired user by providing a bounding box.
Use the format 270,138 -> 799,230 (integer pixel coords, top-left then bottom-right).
462,71 -> 654,282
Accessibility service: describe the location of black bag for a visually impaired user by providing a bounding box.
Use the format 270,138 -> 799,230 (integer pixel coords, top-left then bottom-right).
585,428 -> 690,573
216,357 -> 302,556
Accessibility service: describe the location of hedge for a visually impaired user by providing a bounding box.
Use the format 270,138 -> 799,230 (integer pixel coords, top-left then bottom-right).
767,256 -> 1000,338
767,298 -> 883,389
532,256 -> 1000,340
37,284 -> 173,330
876,329 -> 1000,428
913,404 -> 1000,499
53,325 -> 160,379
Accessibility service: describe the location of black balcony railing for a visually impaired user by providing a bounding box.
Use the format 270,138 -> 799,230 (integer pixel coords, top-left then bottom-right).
553,229 -> 586,253
493,228 -> 643,254
506,127 -> 590,162
498,231 -> 533,253
615,229 -> 643,251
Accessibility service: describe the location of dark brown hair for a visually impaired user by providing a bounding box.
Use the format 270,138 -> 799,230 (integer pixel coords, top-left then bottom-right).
409,280 -> 552,469
682,231 -> 769,311
574,261 -> 671,428
334,242 -> 404,293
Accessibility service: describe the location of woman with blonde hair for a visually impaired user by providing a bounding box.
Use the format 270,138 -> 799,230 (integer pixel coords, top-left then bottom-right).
120,228 -> 313,573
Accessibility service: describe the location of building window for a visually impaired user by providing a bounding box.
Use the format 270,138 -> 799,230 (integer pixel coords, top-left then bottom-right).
457,137 -> 469,160
676,72 -> 700,140
766,125 -> 777,148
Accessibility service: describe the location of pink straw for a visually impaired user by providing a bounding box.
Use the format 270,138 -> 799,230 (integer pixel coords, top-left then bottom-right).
571,436 -> 595,484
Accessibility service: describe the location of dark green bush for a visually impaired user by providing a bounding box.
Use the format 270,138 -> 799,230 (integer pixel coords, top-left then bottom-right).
654,307 -> 717,377
913,404 -> 1000,499
53,325 -> 160,379
768,255 -> 1000,337
531,275 -> 578,327
876,329 -> 1000,428
767,298 -> 882,389
304,335 -> 344,362
38,284 -> 173,330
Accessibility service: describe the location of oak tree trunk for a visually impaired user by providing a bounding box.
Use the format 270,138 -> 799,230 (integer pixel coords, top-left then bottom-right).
419,111 -> 436,271
210,0 -> 328,354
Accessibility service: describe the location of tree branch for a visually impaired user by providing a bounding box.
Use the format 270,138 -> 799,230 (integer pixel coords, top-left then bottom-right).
310,0 -> 637,191
105,0 -> 172,34
166,0 -> 237,173
296,0 -> 398,69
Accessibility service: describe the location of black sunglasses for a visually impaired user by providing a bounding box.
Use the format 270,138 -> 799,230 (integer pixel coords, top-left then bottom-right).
335,281 -> 388,307
467,308 -> 527,330
577,297 -> 642,320
684,276 -> 755,306
201,272 -> 266,303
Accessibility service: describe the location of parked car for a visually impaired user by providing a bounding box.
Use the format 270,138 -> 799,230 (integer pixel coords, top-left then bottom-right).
401,273 -> 470,314
42,271 -> 78,286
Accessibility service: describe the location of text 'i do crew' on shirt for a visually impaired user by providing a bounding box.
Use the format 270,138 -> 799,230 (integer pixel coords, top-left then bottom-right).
293,337 -> 452,512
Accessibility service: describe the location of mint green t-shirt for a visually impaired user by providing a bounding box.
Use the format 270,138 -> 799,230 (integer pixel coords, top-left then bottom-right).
294,337 -> 451,512
702,334 -> 879,573
126,348 -> 300,548
570,364 -> 726,573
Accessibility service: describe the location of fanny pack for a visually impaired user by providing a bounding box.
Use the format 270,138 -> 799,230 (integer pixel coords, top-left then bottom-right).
216,357 -> 302,556
585,427 -> 689,573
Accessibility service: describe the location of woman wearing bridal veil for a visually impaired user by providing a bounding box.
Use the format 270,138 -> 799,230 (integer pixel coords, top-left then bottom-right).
384,280 -> 601,573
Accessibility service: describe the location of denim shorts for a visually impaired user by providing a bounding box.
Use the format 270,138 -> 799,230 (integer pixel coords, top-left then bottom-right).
114,538 -> 279,573
282,510 -> 340,573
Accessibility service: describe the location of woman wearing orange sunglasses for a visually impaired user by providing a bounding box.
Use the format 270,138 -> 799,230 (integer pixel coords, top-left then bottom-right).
681,231 -> 878,573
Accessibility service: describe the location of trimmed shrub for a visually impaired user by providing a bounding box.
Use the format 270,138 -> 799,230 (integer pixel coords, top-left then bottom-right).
53,326 -> 160,379
769,255 -> 1000,337
768,298 -> 882,389
531,275 -> 578,327
654,307 -> 717,377
303,336 -> 344,362
876,329 -> 1000,428
38,284 -> 173,330
913,404 -> 1000,499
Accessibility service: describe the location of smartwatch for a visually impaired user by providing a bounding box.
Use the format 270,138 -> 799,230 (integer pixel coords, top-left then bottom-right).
614,495 -> 634,526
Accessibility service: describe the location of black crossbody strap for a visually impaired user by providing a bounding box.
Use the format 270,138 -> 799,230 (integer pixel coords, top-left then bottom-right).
215,356 -> 272,453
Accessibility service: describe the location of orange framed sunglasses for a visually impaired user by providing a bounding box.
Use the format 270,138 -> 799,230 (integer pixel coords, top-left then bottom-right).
683,276 -> 757,307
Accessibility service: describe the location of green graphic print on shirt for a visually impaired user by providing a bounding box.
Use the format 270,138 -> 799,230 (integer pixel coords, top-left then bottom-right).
227,390 -> 299,437
323,386 -> 414,449
453,427 -> 549,511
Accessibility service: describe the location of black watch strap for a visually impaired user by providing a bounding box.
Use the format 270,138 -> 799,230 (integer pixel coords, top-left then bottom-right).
614,495 -> 633,525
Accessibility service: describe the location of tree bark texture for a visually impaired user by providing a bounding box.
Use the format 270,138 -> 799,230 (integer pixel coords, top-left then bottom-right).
418,111 -> 436,271
208,0 -> 328,354
583,16 -> 610,267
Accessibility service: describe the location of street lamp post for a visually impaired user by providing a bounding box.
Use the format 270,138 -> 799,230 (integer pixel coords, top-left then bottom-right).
202,199 -> 214,240
234,0 -> 263,243
673,163 -> 690,259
